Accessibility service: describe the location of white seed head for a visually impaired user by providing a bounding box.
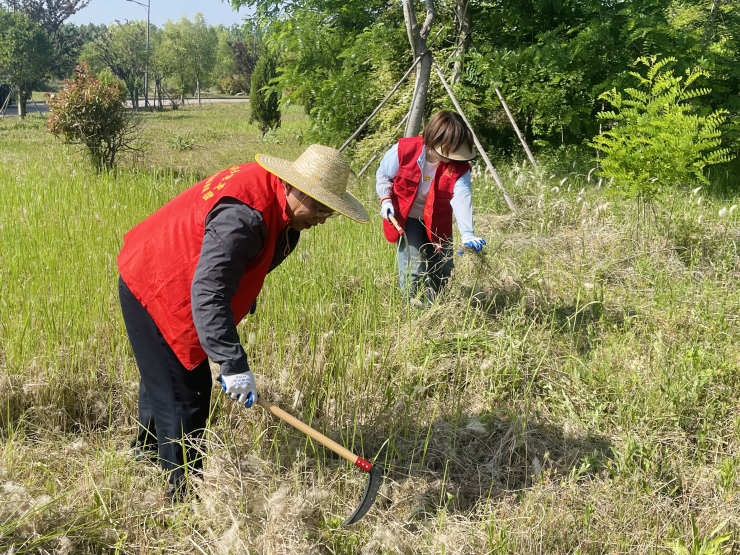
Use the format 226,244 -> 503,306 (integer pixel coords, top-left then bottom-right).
730,205 -> 738,214
551,186 -> 560,193
560,176 -> 568,186
698,215 -> 703,224
719,207 -> 728,218
697,196 -> 703,205
693,186 -> 702,195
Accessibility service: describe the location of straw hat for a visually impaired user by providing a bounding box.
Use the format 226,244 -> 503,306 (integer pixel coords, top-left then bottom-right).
432,143 -> 477,162
256,145 -> 369,223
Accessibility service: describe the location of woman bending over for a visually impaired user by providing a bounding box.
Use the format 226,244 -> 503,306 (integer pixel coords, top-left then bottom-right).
377,110 -> 486,305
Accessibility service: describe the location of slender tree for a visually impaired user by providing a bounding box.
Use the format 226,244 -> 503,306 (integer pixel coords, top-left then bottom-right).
159,17 -> 193,105
249,52 -> 280,136
0,10 -> 52,117
183,13 -> 217,106
148,26 -> 170,109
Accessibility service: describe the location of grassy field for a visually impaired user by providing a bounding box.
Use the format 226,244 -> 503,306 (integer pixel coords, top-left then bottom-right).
1,103 -> 740,554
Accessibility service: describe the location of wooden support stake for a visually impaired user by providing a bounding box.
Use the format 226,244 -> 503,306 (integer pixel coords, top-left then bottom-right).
339,27 -> 444,153
357,111 -> 410,178
432,61 -> 516,212
494,87 -> 537,168
0,87 -> 12,118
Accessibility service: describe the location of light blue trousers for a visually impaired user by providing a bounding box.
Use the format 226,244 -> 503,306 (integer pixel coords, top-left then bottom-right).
396,217 -> 454,303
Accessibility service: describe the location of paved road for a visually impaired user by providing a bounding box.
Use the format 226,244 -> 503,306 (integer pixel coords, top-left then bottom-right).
1,96 -> 249,117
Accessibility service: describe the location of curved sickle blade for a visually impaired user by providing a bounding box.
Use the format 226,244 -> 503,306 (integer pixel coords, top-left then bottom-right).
342,465 -> 383,526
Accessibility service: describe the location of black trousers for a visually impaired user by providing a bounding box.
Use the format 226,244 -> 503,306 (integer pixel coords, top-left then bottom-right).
118,276 -> 213,490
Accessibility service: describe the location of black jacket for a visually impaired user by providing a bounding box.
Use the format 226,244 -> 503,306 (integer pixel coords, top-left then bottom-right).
191,197 -> 299,375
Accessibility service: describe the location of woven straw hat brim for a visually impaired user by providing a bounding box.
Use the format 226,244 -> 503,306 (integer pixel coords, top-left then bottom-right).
256,154 -> 369,223
433,144 -> 477,162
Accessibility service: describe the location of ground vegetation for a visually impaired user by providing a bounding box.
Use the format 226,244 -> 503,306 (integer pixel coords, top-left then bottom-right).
1,102 -> 740,554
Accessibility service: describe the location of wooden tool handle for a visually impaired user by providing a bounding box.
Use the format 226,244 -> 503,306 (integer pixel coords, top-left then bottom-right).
256,398 -> 372,471
388,214 -> 404,234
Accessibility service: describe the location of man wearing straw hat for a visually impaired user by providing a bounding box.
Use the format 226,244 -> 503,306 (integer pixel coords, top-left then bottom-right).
117,145 -> 368,500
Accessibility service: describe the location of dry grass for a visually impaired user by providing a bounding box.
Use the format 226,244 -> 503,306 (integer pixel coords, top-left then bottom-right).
1,105 -> 740,554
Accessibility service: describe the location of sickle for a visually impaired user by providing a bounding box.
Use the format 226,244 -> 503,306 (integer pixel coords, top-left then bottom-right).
255,398 -> 383,526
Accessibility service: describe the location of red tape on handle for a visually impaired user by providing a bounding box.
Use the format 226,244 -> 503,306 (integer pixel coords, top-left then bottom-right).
354,457 -> 372,472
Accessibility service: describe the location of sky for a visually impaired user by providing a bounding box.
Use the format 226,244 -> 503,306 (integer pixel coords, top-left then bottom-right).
68,0 -> 253,27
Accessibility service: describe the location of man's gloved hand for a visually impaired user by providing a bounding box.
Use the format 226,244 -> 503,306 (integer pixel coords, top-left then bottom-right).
220,371 -> 258,408
380,200 -> 395,222
248,300 -> 257,315
462,235 -> 487,252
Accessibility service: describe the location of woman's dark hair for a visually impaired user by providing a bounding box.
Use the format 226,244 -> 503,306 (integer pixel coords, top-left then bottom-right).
421,110 -> 473,157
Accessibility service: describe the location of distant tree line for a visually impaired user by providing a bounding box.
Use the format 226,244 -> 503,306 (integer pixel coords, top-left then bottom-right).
79,15 -> 261,110
0,3 -> 260,116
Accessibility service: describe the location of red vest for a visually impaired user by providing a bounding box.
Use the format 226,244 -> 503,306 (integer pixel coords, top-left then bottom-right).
382,137 -> 470,245
117,163 -> 290,370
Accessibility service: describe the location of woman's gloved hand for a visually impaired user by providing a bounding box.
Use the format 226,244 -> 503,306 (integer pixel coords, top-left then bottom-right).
380,200 -> 395,222
462,235 -> 486,252
220,371 -> 258,408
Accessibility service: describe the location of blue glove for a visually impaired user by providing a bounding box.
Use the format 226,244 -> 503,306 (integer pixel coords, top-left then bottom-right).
380,200 -> 394,222
248,300 -> 257,315
462,235 -> 486,252
220,371 -> 258,408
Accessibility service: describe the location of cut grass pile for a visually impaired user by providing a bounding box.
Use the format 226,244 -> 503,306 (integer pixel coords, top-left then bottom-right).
0,103 -> 739,554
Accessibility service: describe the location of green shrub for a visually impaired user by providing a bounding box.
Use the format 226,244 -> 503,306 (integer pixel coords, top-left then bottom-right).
46,62 -> 142,171
249,53 -> 280,137
97,68 -> 128,102
218,74 -> 250,96
590,56 -> 734,201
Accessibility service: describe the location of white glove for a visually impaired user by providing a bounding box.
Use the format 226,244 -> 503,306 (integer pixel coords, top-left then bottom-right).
461,235 -> 486,252
220,371 -> 258,408
380,200 -> 394,222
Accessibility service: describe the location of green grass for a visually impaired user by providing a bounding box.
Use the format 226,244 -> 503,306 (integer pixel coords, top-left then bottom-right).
1,104 -> 739,553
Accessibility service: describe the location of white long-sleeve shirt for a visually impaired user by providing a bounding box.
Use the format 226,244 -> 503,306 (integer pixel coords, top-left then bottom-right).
375,143 -> 475,238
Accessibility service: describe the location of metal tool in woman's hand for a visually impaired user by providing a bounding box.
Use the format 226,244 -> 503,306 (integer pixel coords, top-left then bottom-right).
254,398 -> 383,526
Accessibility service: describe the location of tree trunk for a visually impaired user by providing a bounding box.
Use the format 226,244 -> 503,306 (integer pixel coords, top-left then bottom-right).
452,0 -> 472,85
17,88 -> 26,119
403,0 -> 436,137
407,53 -> 432,137
197,71 -> 201,106
701,0 -> 722,52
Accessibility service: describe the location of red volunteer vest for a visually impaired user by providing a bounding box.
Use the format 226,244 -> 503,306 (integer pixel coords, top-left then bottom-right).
383,137 -> 470,245
117,163 -> 290,370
